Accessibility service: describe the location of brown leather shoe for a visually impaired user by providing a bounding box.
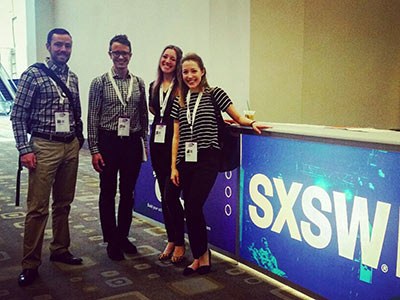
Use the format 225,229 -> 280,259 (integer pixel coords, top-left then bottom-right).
50,251 -> 83,265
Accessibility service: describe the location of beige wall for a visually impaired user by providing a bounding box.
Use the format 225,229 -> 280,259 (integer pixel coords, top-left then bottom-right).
251,0 -> 400,128
250,0 -> 304,124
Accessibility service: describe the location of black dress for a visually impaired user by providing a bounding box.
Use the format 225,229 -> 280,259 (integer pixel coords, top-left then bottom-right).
149,81 -> 175,175
148,81 -> 184,246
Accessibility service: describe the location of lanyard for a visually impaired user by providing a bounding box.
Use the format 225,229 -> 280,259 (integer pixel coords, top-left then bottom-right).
159,80 -> 174,119
186,90 -> 203,136
108,70 -> 134,108
46,61 -> 70,105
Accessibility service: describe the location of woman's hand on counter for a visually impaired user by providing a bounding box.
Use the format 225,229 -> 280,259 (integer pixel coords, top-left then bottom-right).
250,121 -> 271,134
222,118 -> 272,133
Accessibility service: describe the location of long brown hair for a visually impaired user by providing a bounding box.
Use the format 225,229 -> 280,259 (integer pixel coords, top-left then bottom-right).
151,45 -> 183,100
178,53 -> 209,107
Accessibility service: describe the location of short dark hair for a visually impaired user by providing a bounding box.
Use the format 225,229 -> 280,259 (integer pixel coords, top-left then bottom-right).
109,34 -> 131,52
47,28 -> 71,44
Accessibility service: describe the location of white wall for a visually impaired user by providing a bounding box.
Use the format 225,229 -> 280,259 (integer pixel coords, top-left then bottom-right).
33,0 -> 53,63
0,0 -> 27,77
0,0 -> 14,73
31,0 -> 250,134
14,0 -> 28,76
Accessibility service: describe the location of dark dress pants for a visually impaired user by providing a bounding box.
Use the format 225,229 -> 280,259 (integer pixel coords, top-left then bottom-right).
178,148 -> 219,259
151,139 -> 184,246
98,131 -> 142,243
162,174 -> 184,246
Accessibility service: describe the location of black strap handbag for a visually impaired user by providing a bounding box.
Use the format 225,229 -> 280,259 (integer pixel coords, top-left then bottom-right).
210,88 -> 240,172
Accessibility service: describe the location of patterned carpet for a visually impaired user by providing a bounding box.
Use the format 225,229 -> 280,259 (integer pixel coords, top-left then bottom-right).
0,116 -> 310,300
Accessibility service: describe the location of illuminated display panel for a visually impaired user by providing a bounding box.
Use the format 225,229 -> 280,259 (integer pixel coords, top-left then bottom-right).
240,134 -> 400,299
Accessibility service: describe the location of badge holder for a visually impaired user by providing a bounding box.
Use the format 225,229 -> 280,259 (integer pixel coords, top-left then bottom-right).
55,111 -> 70,132
154,124 -> 167,143
185,142 -> 198,162
118,117 -> 130,136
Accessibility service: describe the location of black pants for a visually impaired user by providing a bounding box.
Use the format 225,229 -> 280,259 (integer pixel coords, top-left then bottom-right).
178,148 -> 219,259
150,140 -> 184,246
98,130 -> 142,243
155,167 -> 184,246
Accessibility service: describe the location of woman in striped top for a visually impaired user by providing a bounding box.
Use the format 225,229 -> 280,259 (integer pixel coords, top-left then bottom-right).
170,53 -> 269,275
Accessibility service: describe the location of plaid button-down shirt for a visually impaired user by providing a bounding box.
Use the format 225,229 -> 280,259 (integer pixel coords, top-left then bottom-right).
87,68 -> 148,155
10,58 -> 83,155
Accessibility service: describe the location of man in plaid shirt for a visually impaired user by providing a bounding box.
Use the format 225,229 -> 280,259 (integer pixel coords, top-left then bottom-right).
11,28 -> 84,287
87,34 -> 148,261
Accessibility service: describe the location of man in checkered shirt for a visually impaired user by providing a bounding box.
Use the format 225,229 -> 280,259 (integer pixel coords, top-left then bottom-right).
11,28 -> 84,287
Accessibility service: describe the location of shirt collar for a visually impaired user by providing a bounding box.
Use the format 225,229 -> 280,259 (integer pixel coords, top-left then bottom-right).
111,67 -> 131,79
46,57 -> 69,75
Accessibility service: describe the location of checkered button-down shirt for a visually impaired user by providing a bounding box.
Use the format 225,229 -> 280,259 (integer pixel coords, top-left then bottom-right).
87,68 -> 148,155
10,58 -> 83,155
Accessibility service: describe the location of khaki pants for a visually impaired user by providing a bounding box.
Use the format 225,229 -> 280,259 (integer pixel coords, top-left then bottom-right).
22,137 -> 79,269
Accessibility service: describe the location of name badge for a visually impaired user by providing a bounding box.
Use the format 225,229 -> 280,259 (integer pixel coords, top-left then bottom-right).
185,142 -> 197,162
55,111 -> 70,132
154,124 -> 166,143
118,117 -> 130,136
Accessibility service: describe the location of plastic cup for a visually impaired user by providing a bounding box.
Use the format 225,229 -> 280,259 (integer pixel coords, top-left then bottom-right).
244,110 -> 255,120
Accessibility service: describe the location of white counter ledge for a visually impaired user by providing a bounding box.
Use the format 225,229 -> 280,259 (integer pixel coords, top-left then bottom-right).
234,122 -> 400,147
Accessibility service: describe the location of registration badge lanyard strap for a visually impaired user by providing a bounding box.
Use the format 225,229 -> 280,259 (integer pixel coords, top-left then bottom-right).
159,80 -> 174,120
186,90 -> 203,137
46,61 -> 70,106
108,70 -> 134,109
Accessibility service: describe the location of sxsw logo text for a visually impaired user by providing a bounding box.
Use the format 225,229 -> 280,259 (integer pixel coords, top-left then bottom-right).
248,174 -> 400,278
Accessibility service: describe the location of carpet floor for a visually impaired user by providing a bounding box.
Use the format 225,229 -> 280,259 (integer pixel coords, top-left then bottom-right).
0,116 -> 310,300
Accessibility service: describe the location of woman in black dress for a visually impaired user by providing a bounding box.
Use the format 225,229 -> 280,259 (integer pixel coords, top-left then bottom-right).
149,45 -> 186,263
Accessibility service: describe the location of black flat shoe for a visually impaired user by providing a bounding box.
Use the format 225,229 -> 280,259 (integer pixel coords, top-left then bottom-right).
197,265 -> 211,275
120,238 -> 138,254
183,266 -> 196,276
50,251 -> 83,265
107,243 -> 124,261
197,249 -> 212,275
18,268 -> 38,287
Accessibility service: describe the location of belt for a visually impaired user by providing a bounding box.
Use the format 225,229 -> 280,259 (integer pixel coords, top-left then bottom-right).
31,132 -> 76,143
99,129 -> 141,140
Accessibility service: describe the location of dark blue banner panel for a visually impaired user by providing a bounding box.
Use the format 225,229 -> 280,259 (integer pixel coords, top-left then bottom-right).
240,134 -> 400,300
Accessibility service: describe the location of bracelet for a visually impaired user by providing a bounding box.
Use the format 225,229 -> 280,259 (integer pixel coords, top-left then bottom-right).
250,120 -> 256,127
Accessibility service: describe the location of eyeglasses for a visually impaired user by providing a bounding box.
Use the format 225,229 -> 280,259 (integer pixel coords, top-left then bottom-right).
110,51 -> 131,58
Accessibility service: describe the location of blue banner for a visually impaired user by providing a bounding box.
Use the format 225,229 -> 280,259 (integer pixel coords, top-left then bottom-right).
134,157 -> 165,224
240,134 -> 400,299
204,170 -> 238,254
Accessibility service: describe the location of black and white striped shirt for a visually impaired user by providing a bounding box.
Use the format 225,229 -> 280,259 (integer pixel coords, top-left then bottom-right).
171,87 -> 232,164
87,68 -> 148,154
